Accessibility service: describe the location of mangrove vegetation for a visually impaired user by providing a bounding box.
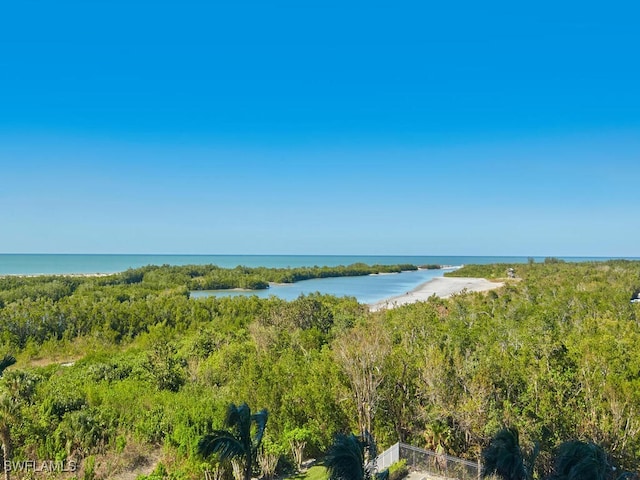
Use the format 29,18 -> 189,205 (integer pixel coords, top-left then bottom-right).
0,260 -> 638,478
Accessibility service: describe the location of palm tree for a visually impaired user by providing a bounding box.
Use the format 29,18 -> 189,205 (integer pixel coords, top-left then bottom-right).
324,431 -> 388,480
481,427 -> 538,480
547,440 -> 610,480
198,403 -> 268,480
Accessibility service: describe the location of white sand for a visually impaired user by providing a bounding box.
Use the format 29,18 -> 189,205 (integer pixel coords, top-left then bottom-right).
369,276 -> 504,311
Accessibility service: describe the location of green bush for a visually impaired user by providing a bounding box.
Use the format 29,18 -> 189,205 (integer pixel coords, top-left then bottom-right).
388,460 -> 408,480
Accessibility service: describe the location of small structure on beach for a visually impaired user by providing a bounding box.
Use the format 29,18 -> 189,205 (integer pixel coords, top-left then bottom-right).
507,268 -> 516,279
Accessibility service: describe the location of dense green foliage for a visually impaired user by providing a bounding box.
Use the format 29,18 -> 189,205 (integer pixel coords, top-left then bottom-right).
0,260 -> 639,478
0,261 -> 407,349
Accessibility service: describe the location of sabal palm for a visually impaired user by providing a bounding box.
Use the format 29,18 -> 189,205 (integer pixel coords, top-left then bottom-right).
547,441 -> 610,480
324,432 -> 388,480
198,403 -> 268,480
482,428 -> 538,480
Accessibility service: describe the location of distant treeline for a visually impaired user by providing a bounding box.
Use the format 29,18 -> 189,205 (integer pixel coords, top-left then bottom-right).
185,262 -> 419,290
0,262 -> 419,306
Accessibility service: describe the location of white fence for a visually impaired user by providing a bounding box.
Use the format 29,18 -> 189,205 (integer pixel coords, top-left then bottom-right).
376,442 -> 480,480
377,442 -> 401,470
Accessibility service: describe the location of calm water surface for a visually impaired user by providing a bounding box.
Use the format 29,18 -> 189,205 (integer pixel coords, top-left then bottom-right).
190,268 -> 454,304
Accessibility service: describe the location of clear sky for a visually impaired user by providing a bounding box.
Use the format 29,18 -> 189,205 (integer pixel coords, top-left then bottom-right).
1,1 -> 638,256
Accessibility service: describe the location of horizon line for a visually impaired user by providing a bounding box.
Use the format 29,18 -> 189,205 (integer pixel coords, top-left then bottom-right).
0,253 -> 637,259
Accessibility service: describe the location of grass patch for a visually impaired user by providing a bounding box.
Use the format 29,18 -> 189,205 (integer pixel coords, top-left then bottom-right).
291,465 -> 328,480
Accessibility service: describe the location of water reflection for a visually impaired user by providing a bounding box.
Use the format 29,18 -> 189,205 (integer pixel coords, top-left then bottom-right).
190,268 -> 453,304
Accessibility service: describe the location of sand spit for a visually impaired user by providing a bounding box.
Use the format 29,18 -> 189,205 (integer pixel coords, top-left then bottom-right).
369,276 -> 504,311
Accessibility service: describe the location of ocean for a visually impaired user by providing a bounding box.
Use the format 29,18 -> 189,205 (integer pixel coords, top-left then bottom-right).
0,254 -> 622,276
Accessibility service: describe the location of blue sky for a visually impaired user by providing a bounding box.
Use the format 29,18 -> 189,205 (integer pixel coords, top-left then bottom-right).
1,1 -> 638,255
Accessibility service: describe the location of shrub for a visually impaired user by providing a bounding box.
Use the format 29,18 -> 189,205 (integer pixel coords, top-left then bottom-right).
388,460 -> 408,480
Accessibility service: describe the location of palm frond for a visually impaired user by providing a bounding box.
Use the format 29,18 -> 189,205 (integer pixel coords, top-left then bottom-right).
198,431 -> 246,460
325,433 -> 365,480
375,470 -> 389,480
481,427 -> 527,480
616,473 -> 639,480
0,355 -> 16,375
232,404 -> 251,432
525,441 -> 540,480
200,402 -> 269,480
251,409 -> 269,449
549,441 -> 609,480
225,403 -> 242,428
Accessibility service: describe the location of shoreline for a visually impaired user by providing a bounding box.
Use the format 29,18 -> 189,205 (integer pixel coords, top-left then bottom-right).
368,276 -> 504,311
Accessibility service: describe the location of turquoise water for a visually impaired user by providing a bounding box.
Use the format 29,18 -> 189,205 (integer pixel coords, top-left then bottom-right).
0,254 -> 625,275
190,268 -> 452,304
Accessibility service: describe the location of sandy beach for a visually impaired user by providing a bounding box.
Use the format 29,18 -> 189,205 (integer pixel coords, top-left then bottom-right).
369,276 -> 504,311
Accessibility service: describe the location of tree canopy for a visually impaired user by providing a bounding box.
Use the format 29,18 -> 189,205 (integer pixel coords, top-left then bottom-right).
0,260 -> 639,477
